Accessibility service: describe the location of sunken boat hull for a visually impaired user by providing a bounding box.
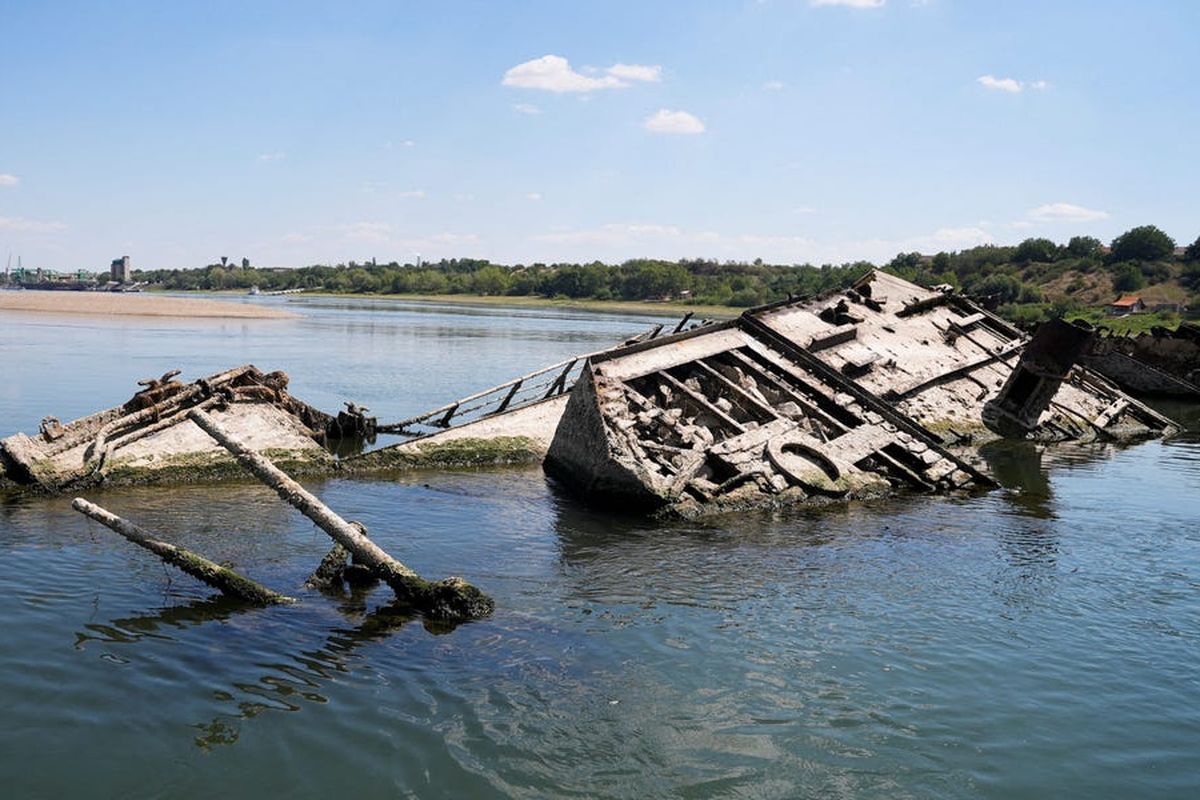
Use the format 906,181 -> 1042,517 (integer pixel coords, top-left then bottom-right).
546,271 -> 1180,516
0,365 -> 346,493
1083,324 -> 1200,398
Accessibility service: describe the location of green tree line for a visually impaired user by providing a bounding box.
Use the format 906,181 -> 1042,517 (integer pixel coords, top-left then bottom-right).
137,258 -> 871,308
131,224 -> 1200,325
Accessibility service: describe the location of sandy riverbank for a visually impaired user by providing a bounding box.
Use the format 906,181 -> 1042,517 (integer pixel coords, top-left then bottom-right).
293,290 -> 740,319
0,291 -> 297,319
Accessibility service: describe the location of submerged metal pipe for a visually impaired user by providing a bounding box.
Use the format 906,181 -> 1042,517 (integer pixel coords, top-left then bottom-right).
72,497 -> 295,605
187,409 -> 493,621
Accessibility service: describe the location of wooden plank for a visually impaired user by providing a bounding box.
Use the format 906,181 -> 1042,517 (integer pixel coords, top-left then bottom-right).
691,359 -> 779,421
657,372 -> 746,434
725,349 -> 849,435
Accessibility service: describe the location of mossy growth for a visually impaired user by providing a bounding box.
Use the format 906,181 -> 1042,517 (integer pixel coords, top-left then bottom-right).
345,436 -> 542,472
100,447 -> 336,488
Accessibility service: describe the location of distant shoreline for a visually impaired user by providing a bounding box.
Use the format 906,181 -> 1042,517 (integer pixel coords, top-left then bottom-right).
184,288 -> 740,320
0,290 -> 297,319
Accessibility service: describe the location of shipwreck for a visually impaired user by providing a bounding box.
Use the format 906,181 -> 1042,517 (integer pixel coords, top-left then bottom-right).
542,271 -> 1179,514
0,271 -> 1183,517
1083,322 -> 1200,398
0,365 -> 371,493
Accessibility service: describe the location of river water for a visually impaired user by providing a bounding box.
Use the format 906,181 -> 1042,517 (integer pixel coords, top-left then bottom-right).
0,296 -> 1197,799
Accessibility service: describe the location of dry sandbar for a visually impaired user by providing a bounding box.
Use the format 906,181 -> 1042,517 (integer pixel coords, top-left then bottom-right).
0,291 -> 296,319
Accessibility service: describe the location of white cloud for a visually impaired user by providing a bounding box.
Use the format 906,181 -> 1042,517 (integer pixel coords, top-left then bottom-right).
516,218 -> 1029,265
1027,202 -> 1109,223
428,233 -> 480,245
533,223 -> 686,246
257,152 -> 286,162
977,75 -> 1023,93
0,216 -> 66,233
977,75 -> 1049,94
763,80 -> 785,91
338,221 -> 393,244
503,55 -> 623,92
398,189 -> 426,199
528,221 -> 997,264
643,109 -> 706,135
532,223 -> 812,255
329,224 -> 481,252
0,174 -> 18,187
793,206 -> 817,214
526,192 -> 543,201
606,63 -> 662,83
921,226 -> 994,248
280,232 -> 311,245
502,55 -> 661,93
810,0 -> 885,7
513,103 -> 542,115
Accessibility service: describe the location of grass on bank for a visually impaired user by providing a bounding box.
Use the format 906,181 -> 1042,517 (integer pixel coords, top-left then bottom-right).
1067,308 -> 1182,336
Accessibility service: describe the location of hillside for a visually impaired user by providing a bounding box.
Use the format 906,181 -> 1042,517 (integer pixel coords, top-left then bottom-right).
883,227 -> 1199,332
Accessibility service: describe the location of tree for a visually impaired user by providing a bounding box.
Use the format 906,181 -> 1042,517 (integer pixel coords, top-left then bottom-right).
1014,237 -> 1058,263
1181,262 -> 1200,290
1110,225 -> 1175,262
1066,235 -> 1102,258
1184,235 -> 1200,262
975,273 -> 1024,304
1111,262 -> 1145,293
470,266 -> 511,295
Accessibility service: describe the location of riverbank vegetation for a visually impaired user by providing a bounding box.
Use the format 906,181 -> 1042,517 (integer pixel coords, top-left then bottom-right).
132,225 -> 1200,330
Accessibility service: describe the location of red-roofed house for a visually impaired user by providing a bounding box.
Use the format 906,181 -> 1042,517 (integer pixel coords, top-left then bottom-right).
1108,295 -> 1146,316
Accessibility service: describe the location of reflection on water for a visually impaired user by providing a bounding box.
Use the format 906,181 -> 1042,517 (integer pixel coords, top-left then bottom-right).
76,595 -> 246,649
978,440 -> 1055,520
2,300 -> 1199,798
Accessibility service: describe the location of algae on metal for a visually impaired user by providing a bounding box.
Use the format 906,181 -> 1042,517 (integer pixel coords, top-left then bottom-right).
99,448 -> 336,488
345,436 -> 543,472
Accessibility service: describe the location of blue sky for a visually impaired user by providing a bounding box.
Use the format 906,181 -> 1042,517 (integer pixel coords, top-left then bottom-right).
2,0 -> 1197,269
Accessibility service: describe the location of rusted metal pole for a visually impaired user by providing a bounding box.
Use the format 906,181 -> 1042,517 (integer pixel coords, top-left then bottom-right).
72,497 -> 295,605
305,542 -> 349,590
187,409 -> 493,621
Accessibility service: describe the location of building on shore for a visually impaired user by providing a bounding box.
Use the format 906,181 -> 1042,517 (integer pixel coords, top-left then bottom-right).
1108,294 -> 1146,316
110,256 -> 131,284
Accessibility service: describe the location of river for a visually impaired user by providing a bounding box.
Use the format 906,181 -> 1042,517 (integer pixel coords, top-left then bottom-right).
1,296 -> 1197,799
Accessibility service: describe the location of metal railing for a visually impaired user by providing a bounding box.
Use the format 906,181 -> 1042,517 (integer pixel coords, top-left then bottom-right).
376,316 -> 700,439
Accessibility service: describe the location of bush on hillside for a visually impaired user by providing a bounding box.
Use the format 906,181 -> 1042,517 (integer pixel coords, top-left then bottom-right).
1111,262 -> 1146,293
1014,237 -> 1059,263
1110,225 -> 1175,262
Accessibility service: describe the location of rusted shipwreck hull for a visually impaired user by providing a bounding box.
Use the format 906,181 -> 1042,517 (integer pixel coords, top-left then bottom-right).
1083,323 -> 1200,398
544,271 -> 1179,515
0,365 -> 368,493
